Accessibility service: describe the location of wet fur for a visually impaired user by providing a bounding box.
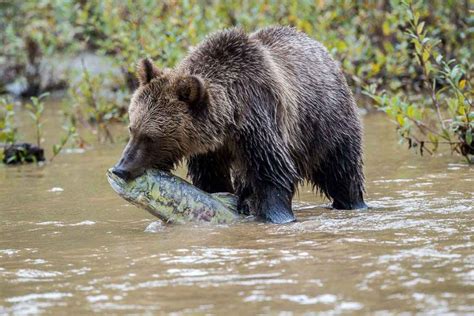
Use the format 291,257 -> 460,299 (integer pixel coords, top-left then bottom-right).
122,26 -> 366,223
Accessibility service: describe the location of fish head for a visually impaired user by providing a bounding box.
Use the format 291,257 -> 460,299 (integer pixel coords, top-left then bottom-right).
107,168 -> 181,223
107,168 -> 152,207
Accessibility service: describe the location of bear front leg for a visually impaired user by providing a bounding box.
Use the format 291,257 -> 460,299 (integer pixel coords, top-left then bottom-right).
187,148 -> 234,193
237,122 -> 299,224
236,170 -> 295,223
255,184 -> 295,223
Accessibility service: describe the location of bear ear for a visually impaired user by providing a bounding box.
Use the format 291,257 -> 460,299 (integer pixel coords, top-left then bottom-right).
176,76 -> 207,108
136,58 -> 161,85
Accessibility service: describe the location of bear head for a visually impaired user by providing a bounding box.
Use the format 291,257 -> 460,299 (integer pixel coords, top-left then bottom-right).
112,58 -> 210,181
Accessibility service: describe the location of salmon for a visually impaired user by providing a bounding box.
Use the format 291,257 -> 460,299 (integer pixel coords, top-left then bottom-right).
107,169 -> 240,224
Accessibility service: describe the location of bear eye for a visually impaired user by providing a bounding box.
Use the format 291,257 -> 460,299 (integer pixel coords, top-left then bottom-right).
142,135 -> 153,143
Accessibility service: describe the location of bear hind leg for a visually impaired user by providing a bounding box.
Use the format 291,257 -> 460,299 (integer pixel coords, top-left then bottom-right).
311,157 -> 367,210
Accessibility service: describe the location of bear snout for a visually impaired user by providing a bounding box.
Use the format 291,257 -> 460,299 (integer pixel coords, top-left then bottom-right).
112,157 -> 145,181
111,166 -> 132,181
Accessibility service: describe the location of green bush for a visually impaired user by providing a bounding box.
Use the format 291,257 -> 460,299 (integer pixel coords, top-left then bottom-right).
0,98 -> 17,146
2,1 -> 470,94
0,1 -> 82,95
1,0 -> 472,162
26,93 -> 48,148
68,62 -> 128,143
364,2 -> 473,163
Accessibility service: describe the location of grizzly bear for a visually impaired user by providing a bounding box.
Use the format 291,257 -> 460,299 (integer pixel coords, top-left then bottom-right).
112,26 -> 367,223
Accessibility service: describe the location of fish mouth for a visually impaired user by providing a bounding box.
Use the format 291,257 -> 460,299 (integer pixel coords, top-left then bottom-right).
107,168 -> 164,219
107,168 -> 127,195
107,168 -> 149,205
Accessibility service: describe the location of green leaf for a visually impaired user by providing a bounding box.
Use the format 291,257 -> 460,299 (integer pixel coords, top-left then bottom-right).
6,155 -> 17,164
407,105 -> 415,118
28,112 -> 37,121
396,114 -> 405,127
414,12 -> 420,25
450,67 -> 459,80
413,40 -> 422,55
422,50 -> 430,63
382,20 -> 391,36
38,92 -> 50,100
447,98 -> 458,114
417,21 -> 425,35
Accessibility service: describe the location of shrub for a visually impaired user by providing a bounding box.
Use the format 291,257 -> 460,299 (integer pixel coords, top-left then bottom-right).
364,1 -> 473,163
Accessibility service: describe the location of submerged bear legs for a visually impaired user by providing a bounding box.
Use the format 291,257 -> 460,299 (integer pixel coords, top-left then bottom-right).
321,170 -> 366,210
310,149 -> 367,210
255,184 -> 295,223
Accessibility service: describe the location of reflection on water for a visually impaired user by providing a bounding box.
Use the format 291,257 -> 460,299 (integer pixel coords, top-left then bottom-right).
0,111 -> 473,314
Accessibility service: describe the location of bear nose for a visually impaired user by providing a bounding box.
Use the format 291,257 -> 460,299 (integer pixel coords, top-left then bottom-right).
111,167 -> 132,181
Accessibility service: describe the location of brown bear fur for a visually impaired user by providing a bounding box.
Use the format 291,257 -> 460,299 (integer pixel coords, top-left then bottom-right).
113,26 -> 367,223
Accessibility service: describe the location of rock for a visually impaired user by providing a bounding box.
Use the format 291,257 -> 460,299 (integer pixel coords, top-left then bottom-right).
2,143 -> 45,164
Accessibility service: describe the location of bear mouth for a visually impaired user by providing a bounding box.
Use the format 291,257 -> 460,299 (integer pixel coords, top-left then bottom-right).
153,161 -> 174,173
151,151 -> 183,173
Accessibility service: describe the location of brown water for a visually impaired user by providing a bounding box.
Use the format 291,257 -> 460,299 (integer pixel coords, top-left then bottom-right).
0,105 -> 473,314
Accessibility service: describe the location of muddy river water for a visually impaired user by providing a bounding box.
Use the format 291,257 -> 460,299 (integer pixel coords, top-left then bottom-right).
0,106 -> 473,314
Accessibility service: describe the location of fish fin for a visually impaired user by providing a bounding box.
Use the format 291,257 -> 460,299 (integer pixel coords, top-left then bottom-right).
212,192 -> 239,213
